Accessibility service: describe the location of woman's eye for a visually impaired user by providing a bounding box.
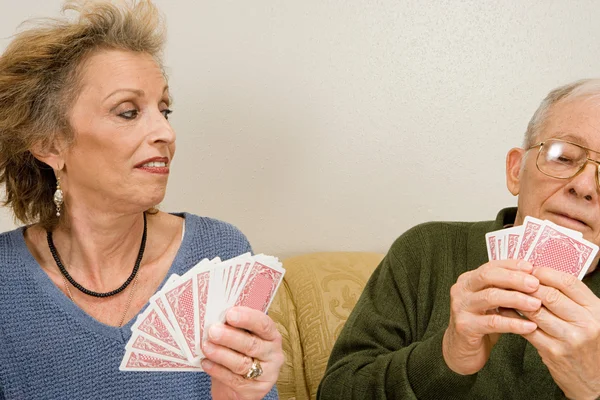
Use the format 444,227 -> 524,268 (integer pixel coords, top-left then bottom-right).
119,109 -> 139,120
161,109 -> 173,120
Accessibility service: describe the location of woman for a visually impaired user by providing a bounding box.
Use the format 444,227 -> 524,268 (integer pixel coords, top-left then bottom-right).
0,1 -> 282,399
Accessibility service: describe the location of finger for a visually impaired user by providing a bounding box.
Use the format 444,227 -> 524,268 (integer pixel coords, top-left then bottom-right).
521,325 -> 561,356
463,262 -> 539,293
529,283 -> 584,322
202,358 -> 272,395
207,323 -> 275,360
467,288 -> 541,312
202,339 -> 256,377
533,267 -> 596,307
459,313 -> 537,335
225,307 -> 281,342
519,305 -> 573,340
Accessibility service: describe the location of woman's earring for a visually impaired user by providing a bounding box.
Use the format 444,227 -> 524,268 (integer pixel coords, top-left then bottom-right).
54,177 -> 63,217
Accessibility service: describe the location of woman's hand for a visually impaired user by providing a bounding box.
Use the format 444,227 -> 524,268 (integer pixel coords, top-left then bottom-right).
201,306 -> 284,400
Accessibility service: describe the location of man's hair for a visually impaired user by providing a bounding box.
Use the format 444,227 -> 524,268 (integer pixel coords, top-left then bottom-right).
524,78 -> 600,148
0,0 -> 166,230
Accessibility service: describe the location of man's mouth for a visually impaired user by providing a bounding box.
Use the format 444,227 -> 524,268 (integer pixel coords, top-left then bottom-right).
548,211 -> 590,230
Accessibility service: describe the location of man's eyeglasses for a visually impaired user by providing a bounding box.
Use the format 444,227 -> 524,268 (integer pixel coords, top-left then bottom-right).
527,138 -> 600,189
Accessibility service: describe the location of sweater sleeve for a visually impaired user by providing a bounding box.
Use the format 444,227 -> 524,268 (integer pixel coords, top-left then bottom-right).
317,225 -> 477,400
262,384 -> 278,399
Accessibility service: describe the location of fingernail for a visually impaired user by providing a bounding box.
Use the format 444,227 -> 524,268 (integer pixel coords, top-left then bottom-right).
203,341 -> 215,354
209,324 -> 223,340
228,310 -> 240,323
525,275 -> 539,289
202,359 -> 214,369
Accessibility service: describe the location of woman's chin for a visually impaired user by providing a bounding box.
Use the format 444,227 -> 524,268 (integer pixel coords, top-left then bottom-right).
134,190 -> 166,213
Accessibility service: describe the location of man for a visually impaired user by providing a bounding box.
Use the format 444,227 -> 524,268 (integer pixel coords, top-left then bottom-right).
317,79 -> 600,400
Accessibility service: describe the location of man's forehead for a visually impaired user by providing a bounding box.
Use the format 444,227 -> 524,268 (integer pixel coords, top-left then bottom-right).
542,99 -> 600,145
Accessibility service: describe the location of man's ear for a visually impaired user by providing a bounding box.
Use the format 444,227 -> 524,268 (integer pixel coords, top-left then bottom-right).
506,147 -> 525,196
30,139 -> 66,171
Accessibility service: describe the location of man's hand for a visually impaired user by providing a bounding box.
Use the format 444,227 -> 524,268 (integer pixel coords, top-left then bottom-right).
443,260 -> 541,375
518,267 -> 600,400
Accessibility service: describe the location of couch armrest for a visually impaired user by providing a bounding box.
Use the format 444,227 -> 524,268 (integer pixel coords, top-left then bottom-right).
270,252 -> 384,400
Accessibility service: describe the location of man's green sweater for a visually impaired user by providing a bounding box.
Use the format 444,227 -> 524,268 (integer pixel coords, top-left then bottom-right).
318,208 -> 600,399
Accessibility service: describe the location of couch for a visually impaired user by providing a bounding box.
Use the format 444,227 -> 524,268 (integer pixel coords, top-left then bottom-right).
269,252 -> 385,400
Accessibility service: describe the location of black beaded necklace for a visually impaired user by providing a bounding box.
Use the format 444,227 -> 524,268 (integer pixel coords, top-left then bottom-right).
46,213 -> 147,298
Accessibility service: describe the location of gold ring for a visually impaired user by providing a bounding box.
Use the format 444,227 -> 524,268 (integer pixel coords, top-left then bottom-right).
244,358 -> 263,380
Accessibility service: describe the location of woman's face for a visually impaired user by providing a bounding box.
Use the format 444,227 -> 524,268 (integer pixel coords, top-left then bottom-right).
61,49 -> 175,215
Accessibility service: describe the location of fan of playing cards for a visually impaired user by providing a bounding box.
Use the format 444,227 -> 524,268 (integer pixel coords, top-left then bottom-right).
486,216 -> 599,280
120,253 -> 285,372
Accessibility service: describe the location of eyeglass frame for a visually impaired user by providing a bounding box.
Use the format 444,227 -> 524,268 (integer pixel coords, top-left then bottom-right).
527,138 -> 600,189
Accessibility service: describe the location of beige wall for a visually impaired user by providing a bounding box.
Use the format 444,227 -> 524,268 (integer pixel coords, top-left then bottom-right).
2,1 -> 600,257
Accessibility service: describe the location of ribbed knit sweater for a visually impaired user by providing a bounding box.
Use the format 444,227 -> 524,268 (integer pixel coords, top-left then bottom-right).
318,208 -> 600,400
0,213 -> 278,400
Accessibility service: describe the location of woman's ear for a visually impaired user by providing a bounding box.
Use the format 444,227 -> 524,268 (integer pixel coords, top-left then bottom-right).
30,139 -> 66,171
506,147 -> 525,196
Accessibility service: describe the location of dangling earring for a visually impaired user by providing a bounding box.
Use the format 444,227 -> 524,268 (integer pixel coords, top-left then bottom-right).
54,176 -> 64,217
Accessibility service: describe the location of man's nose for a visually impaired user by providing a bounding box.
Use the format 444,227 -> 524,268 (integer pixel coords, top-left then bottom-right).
568,161 -> 599,200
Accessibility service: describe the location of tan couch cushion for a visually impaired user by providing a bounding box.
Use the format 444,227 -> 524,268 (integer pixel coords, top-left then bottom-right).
269,252 -> 384,400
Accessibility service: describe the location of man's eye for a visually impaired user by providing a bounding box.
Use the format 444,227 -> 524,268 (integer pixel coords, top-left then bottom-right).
556,156 -> 575,165
161,109 -> 173,120
119,109 -> 138,120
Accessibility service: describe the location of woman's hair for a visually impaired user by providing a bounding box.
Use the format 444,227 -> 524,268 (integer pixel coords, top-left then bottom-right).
0,0 -> 166,230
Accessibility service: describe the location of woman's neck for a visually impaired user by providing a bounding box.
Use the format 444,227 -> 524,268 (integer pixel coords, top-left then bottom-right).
51,210 -> 147,292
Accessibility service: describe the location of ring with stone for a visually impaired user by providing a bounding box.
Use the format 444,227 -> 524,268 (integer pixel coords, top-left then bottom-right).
244,358 -> 263,380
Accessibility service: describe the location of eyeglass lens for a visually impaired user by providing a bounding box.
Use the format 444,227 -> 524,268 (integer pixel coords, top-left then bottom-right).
538,140 -> 589,179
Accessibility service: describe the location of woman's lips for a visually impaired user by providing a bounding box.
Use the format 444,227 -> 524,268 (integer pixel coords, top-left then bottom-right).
136,165 -> 169,174
134,158 -> 170,174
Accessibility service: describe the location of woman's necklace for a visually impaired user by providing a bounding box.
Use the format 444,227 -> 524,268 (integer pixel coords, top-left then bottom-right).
46,213 -> 147,298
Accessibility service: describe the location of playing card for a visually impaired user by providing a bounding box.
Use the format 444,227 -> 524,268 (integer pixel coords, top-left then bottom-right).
160,275 -> 199,362
226,259 -> 244,302
122,253 -> 285,372
524,222 -> 598,280
515,216 -> 544,260
502,226 -> 523,259
193,268 -> 211,356
119,350 -> 203,372
230,261 -> 252,304
485,231 -> 500,261
496,236 -> 505,260
233,257 -> 285,313
131,303 -> 183,355
226,260 -> 245,304
545,220 -> 583,239
126,332 -> 189,362
201,263 -> 228,341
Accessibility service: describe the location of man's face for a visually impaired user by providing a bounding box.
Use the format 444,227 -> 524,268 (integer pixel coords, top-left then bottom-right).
507,98 -> 600,257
